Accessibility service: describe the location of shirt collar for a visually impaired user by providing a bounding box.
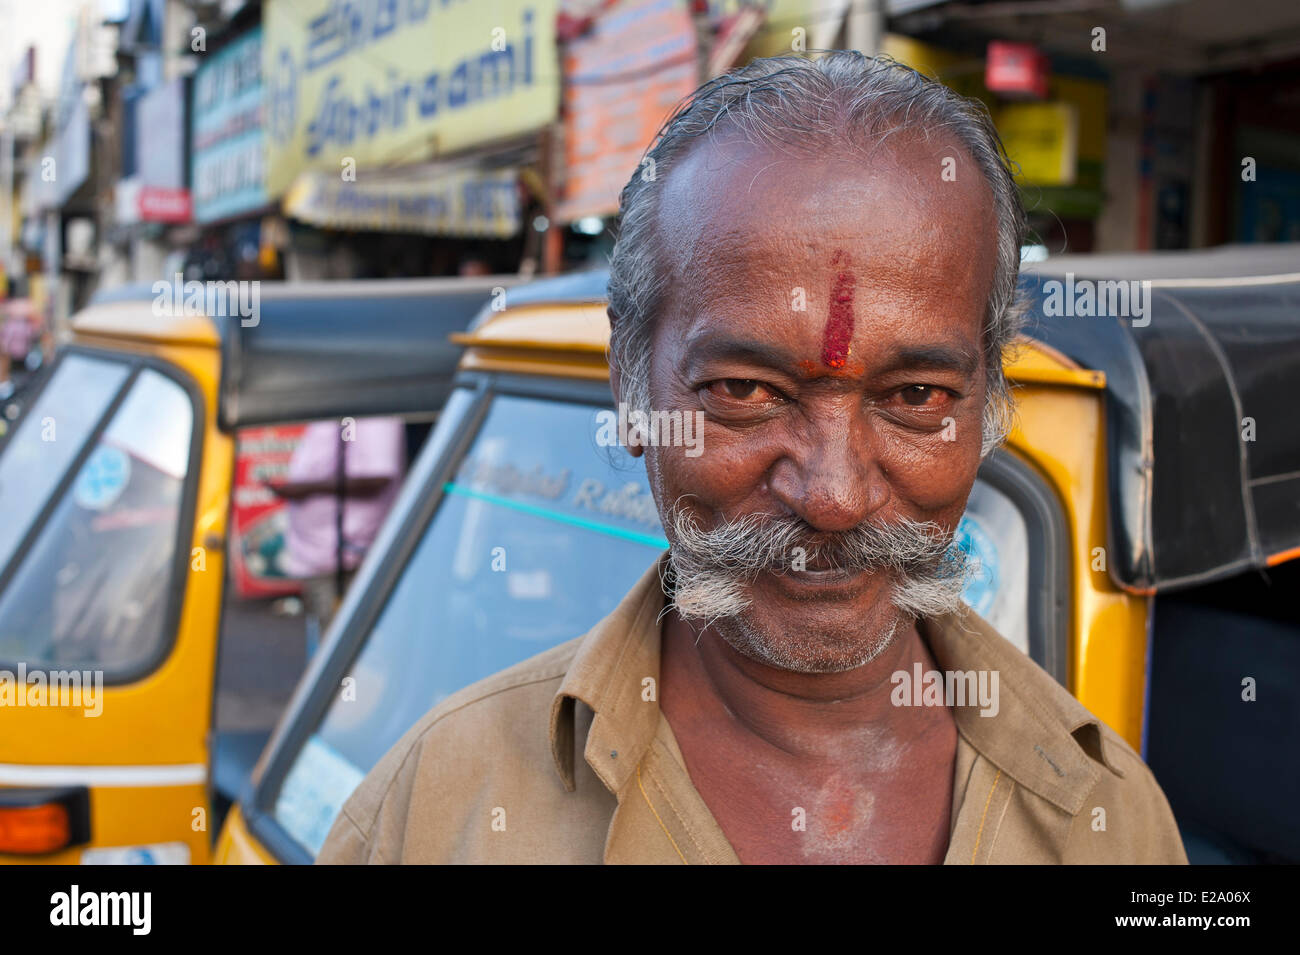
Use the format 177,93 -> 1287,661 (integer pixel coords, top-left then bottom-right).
920,606 -> 1126,814
550,555 -> 1124,815
549,554 -> 669,794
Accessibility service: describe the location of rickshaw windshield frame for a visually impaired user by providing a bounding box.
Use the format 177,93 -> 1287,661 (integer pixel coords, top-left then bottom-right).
0,345 -> 205,685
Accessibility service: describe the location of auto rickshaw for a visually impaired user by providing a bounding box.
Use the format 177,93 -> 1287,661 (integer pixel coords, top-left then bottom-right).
214,249 -> 1300,865
0,275 -> 514,864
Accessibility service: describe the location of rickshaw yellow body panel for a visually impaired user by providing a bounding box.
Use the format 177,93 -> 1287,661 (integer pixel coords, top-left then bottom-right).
1001,375 -> 1147,746
212,805 -> 277,865
1,313 -> 232,866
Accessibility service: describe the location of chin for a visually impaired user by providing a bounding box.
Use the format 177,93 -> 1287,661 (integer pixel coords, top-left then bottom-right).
715,607 -> 904,675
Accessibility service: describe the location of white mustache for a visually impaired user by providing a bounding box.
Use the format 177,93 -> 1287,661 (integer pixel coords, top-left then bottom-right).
665,504 -> 972,624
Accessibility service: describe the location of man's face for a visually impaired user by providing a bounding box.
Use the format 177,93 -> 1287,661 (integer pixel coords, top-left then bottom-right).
631,132 -> 999,672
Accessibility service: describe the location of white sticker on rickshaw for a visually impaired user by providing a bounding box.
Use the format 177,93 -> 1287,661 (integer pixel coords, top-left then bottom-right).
80,842 -> 190,865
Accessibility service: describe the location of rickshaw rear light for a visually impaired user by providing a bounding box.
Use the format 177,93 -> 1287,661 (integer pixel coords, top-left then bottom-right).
0,786 -> 91,855
0,802 -> 72,854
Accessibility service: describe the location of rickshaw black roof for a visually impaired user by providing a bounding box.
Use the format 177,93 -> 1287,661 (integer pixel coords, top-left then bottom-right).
1027,242 -> 1300,280
89,277 -> 522,431
209,276 -> 523,430
1022,256 -> 1300,592
465,268 -> 609,331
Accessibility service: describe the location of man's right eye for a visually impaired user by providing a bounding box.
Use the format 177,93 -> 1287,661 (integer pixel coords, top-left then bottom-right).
707,379 -> 773,402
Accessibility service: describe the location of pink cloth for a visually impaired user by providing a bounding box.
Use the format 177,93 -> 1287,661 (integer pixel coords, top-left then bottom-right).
2,317 -> 33,359
280,417 -> 405,579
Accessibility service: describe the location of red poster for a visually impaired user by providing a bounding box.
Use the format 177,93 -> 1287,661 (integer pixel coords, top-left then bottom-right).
230,425 -> 307,598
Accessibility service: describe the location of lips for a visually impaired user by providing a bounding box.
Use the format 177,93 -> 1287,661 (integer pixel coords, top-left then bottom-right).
798,566 -> 863,581
759,562 -> 888,600
796,554 -> 856,573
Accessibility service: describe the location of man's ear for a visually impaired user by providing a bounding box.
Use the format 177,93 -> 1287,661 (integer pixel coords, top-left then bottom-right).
605,324 -> 646,459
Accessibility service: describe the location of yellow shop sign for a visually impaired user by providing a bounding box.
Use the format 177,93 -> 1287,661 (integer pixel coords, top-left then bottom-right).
263,0 -> 558,197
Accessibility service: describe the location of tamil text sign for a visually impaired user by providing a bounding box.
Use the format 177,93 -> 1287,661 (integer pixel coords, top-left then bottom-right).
192,27 -> 267,223
263,0 -> 558,197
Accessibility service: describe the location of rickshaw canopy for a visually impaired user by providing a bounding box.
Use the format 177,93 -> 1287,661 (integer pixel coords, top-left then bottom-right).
1027,246 -> 1300,592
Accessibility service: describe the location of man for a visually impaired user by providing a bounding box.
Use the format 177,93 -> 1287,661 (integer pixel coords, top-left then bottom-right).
318,53 -> 1186,864
0,299 -> 36,401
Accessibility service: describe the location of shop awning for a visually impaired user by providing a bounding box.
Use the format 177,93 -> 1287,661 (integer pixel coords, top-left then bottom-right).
282,163 -> 521,238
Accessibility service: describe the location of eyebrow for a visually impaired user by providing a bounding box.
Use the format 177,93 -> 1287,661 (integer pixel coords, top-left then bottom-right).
684,334 -> 980,379
878,345 -> 981,378
683,336 -> 799,377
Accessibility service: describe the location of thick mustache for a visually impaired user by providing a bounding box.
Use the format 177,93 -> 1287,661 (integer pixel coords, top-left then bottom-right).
668,507 -> 958,577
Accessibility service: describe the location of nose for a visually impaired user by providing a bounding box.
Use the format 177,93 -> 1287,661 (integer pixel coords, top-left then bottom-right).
767,405 -> 890,533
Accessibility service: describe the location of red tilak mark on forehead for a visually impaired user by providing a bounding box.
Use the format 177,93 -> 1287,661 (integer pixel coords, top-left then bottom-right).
797,358 -> 865,378
821,251 -> 856,369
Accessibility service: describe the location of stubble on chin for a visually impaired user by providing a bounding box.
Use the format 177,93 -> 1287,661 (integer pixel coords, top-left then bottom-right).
709,607 -> 905,675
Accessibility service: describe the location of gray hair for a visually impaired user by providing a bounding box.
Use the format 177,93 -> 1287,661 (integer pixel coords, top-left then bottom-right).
607,52 -> 1026,455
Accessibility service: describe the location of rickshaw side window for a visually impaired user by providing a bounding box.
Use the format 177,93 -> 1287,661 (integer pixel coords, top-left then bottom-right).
0,368 -> 195,674
0,354 -> 130,573
955,480 -> 1031,657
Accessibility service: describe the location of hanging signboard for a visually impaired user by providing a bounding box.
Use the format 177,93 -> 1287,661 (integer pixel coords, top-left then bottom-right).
192,27 -> 267,223
283,164 -> 522,237
262,0 -> 558,198
554,0 -> 697,223
137,78 -> 192,223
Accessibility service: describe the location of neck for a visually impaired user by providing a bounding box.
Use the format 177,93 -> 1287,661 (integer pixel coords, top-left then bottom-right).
661,607 -> 943,762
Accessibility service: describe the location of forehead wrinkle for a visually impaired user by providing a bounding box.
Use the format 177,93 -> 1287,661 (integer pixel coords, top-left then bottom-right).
666,187 -> 989,295
678,289 -> 795,345
670,232 -> 797,322
654,138 -> 997,349
669,247 -> 984,364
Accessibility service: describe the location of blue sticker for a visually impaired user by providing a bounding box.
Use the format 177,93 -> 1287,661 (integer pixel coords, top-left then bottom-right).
956,514 -> 1000,617
74,445 -> 131,511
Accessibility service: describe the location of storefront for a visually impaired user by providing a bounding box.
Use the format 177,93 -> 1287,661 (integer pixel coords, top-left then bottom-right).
886,0 -> 1300,251
259,0 -> 560,278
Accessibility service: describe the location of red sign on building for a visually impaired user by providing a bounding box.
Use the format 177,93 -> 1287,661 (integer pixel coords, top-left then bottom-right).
555,0 -> 699,223
986,41 -> 1049,100
230,425 -> 307,599
139,186 -> 193,223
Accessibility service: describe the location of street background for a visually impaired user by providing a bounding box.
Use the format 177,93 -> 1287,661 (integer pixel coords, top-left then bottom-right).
0,0 -> 1297,853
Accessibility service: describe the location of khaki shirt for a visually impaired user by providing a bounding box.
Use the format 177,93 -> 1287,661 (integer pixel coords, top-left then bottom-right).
317,558 -> 1187,864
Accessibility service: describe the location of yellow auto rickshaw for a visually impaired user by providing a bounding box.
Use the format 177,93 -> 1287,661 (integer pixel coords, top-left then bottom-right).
0,276 -> 513,863
214,249 -> 1300,865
